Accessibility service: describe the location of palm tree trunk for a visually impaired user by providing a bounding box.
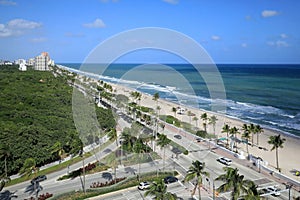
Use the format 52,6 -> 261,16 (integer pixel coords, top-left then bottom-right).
82,159 -> 86,194
163,148 -> 165,172
4,157 -> 7,178
226,132 -> 229,147
198,184 -> 202,200
276,147 -> 279,171
257,133 -> 259,145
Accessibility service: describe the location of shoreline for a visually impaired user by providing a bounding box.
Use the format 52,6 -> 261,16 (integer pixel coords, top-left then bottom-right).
59,64 -> 300,139
108,80 -> 300,181
61,64 -> 300,180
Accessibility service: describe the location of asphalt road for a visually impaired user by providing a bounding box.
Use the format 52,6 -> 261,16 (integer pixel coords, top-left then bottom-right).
4,111 -> 296,199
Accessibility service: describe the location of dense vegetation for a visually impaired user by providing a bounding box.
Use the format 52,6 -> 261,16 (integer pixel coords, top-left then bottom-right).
0,65 -> 115,176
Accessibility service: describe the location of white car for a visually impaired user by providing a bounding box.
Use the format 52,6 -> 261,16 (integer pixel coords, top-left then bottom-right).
264,186 -> 281,196
138,182 -> 150,190
217,157 -> 232,166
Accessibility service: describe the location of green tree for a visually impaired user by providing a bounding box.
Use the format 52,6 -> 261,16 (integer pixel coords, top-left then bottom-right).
172,107 -> 177,118
108,128 -> 118,146
201,113 -> 208,133
248,124 -> 255,146
208,115 -> 218,135
241,124 -> 251,156
193,116 -> 198,129
153,92 -> 160,104
0,144 -> 11,178
49,141 -> 65,162
19,158 -> 38,177
268,134 -> 285,171
221,124 -> 230,147
215,167 -> 250,200
254,125 -> 264,145
230,127 -> 239,152
184,160 -> 209,200
144,179 -> 177,200
106,151 -> 118,183
156,134 -> 171,172
133,138 -> 146,180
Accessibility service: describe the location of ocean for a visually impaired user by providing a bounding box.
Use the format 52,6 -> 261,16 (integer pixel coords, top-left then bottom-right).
60,63 -> 300,138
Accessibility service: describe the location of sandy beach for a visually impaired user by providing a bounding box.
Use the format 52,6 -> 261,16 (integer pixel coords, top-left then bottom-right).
108,81 -> 300,182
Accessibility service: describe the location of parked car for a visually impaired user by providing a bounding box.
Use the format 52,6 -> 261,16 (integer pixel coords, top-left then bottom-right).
217,157 -> 232,166
174,135 -> 182,139
263,186 -> 281,196
163,176 -> 178,184
138,181 -> 150,190
196,138 -> 202,142
31,175 -> 47,184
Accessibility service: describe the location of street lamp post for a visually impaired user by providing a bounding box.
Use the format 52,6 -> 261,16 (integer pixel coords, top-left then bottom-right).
212,180 -> 216,200
286,183 -> 293,200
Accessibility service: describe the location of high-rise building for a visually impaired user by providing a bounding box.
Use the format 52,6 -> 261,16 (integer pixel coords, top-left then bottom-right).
34,52 -> 50,71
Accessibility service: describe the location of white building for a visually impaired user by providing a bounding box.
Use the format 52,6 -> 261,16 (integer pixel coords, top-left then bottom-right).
27,58 -> 35,66
17,59 -> 27,71
34,52 -> 50,71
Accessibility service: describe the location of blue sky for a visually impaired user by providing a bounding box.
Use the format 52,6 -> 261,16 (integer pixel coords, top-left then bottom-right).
0,0 -> 299,64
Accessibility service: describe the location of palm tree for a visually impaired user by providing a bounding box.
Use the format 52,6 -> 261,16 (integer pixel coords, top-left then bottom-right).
254,125 -> 264,145
201,113 -> 208,133
133,139 -> 146,180
242,180 -> 260,200
172,107 -> 177,118
193,116 -> 199,129
241,124 -> 251,157
187,110 -> 192,124
108,128 -> 118,146
106,151 -> 118,183
0,144 -> 11,178
208,115 -> 218,136
50,141 -> 65,162
144,179 -> 177,200
215,167 -> 249,200
153,92 -> 160,104
221,124 -> 230,147
184,160 -> 209,200
19,158 -> 38,177
268,134 -> 286,172
230,127 -> 239,152
156,134 -> 171,172
248,124 -> 255,146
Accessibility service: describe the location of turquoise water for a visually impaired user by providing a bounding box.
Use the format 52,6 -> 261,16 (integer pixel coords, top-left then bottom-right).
61,63 -> 300,137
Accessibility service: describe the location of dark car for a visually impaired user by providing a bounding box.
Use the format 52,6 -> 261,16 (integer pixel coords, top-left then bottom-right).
174,135 -> 182,139
31,175 -> 47,184
163,176 -> 178,184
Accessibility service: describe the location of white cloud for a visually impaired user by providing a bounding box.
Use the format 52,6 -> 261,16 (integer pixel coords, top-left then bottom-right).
0,0 -> 16,6
0,19 -> 41,37
261,10 -> 279,18
163,0 -> 179,4
8,19 -> 41,29
267,40 -> 289,47
211,35 -> 221,41
83,18 -> 106,28
280,33 -> 288,39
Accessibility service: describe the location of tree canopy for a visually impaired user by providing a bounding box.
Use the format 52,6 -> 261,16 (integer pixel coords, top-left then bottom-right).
0,65 -> 115,176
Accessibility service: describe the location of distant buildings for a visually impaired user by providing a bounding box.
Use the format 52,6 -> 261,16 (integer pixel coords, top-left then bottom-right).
34,52 -> 52,71
17,59 -> 27,71
1,52 -> 55,71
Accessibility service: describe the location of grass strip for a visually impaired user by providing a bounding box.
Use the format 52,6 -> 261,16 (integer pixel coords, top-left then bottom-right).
52,171 -> 178,200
